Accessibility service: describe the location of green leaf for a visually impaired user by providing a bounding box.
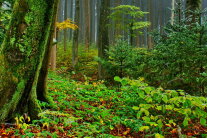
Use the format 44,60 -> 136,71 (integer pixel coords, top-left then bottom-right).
146,96 -> 152,103
139,126 -> 149,131
144,87 -> 152,94
156,106 -> 162,111
138,91 -> 145,98
114,76 -> 121,82
183,116 -> 189,127
143,116 -> 151,122
155,133 -> 164,138
157,119 -> 163,128
121,79 -> 128,85
200,118 -> 206,126
132,106 -> 139,110
162,95 -> 168,103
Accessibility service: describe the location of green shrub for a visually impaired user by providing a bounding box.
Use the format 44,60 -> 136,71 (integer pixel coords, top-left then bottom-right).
97,39 -> 133,79
138,12 -> 207,95
100,8 -> 207,96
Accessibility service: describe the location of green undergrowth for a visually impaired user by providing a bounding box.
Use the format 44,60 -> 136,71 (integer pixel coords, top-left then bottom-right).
56,43 -> 98,81
2,73 -> 207,137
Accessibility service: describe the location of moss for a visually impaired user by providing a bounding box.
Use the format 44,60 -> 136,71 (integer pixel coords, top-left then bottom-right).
0,80 -> 25,122
0,0 -> 59,122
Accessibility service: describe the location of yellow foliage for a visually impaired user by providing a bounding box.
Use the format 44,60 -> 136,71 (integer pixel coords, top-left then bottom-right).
56,19 -> 78,30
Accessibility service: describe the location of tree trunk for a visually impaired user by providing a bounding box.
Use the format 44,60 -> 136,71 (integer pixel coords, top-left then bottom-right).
36,1 -> 59,103
50,9 -> 59,72
72,0 -> 80,68
0,0 -> 59,122
84,0 -> 90,51
147,0 -> 153,49
63,0 -> 68,51
50,29 -> 57,71
171,0 -> 175,25
115,0 -> 121,40
98,0 -> 110,80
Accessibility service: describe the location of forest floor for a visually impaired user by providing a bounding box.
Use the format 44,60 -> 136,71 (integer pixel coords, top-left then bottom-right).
1,72 -> 207,137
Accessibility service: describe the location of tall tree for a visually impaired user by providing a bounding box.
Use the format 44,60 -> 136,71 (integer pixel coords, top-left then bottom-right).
98,0 -> 110,79
84,0 -> 90,51
0,0 -> 59,122
147,0 -> 153,49
171,0 -> 175,25
72,0 -> 80,68
63,0 -> 68,51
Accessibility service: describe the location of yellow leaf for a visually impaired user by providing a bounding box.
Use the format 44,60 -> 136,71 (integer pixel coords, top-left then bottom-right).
155,133 -> 164,138
139,126 -> 149,131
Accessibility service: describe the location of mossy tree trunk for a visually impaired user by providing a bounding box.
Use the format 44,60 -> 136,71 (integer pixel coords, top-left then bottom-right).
0,0 -> 59,122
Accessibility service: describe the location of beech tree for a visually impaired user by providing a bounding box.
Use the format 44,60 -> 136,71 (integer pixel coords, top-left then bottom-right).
0,0 -> 59,122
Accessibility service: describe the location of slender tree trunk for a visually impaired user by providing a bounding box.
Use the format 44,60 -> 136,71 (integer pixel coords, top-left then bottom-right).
50,29 -> 57,71
50,9 -> 59,72
147,0 -> 153,49
171,0 -> 175,25
84,0 -> 90,51
64,0 -> 68,51
72,0 -> 80,68
115,0 -> 121,40
129,23 -> 134,46
0,0 -> 59,122
98,0 -> 110,80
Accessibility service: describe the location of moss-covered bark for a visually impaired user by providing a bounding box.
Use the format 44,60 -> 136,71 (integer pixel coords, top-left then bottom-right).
0,0 -> 59,122
36,0 -> 59,103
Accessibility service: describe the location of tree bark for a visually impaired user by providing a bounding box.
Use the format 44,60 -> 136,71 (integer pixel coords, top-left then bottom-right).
36,0 -> 59,103
98,0 -> 110,80
0,0 -> 59,122
50,30 -> 57,71
72,0 -> 80,68
171,0 -> 175,25
63,0 -> 68,51
84,0 -> 90,51
147,0 -> 153,49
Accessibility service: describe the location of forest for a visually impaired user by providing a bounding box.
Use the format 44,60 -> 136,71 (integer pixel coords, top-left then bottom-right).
1,0 -> 207,137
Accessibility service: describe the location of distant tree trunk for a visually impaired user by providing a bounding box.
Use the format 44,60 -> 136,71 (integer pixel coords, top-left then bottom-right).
50,28 -> 57,71
147,0 -> 153,49
98,0 -> 110,79
115,0 -> 122,39
0,0 -> 59,122
171,0 -> 175,25
84,0 -> 90,51
186,0 -> 202,24
129,23 -> 134,46
50,9 -> 59,72
64,0 -> 68,51
72,0 -> 80,68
